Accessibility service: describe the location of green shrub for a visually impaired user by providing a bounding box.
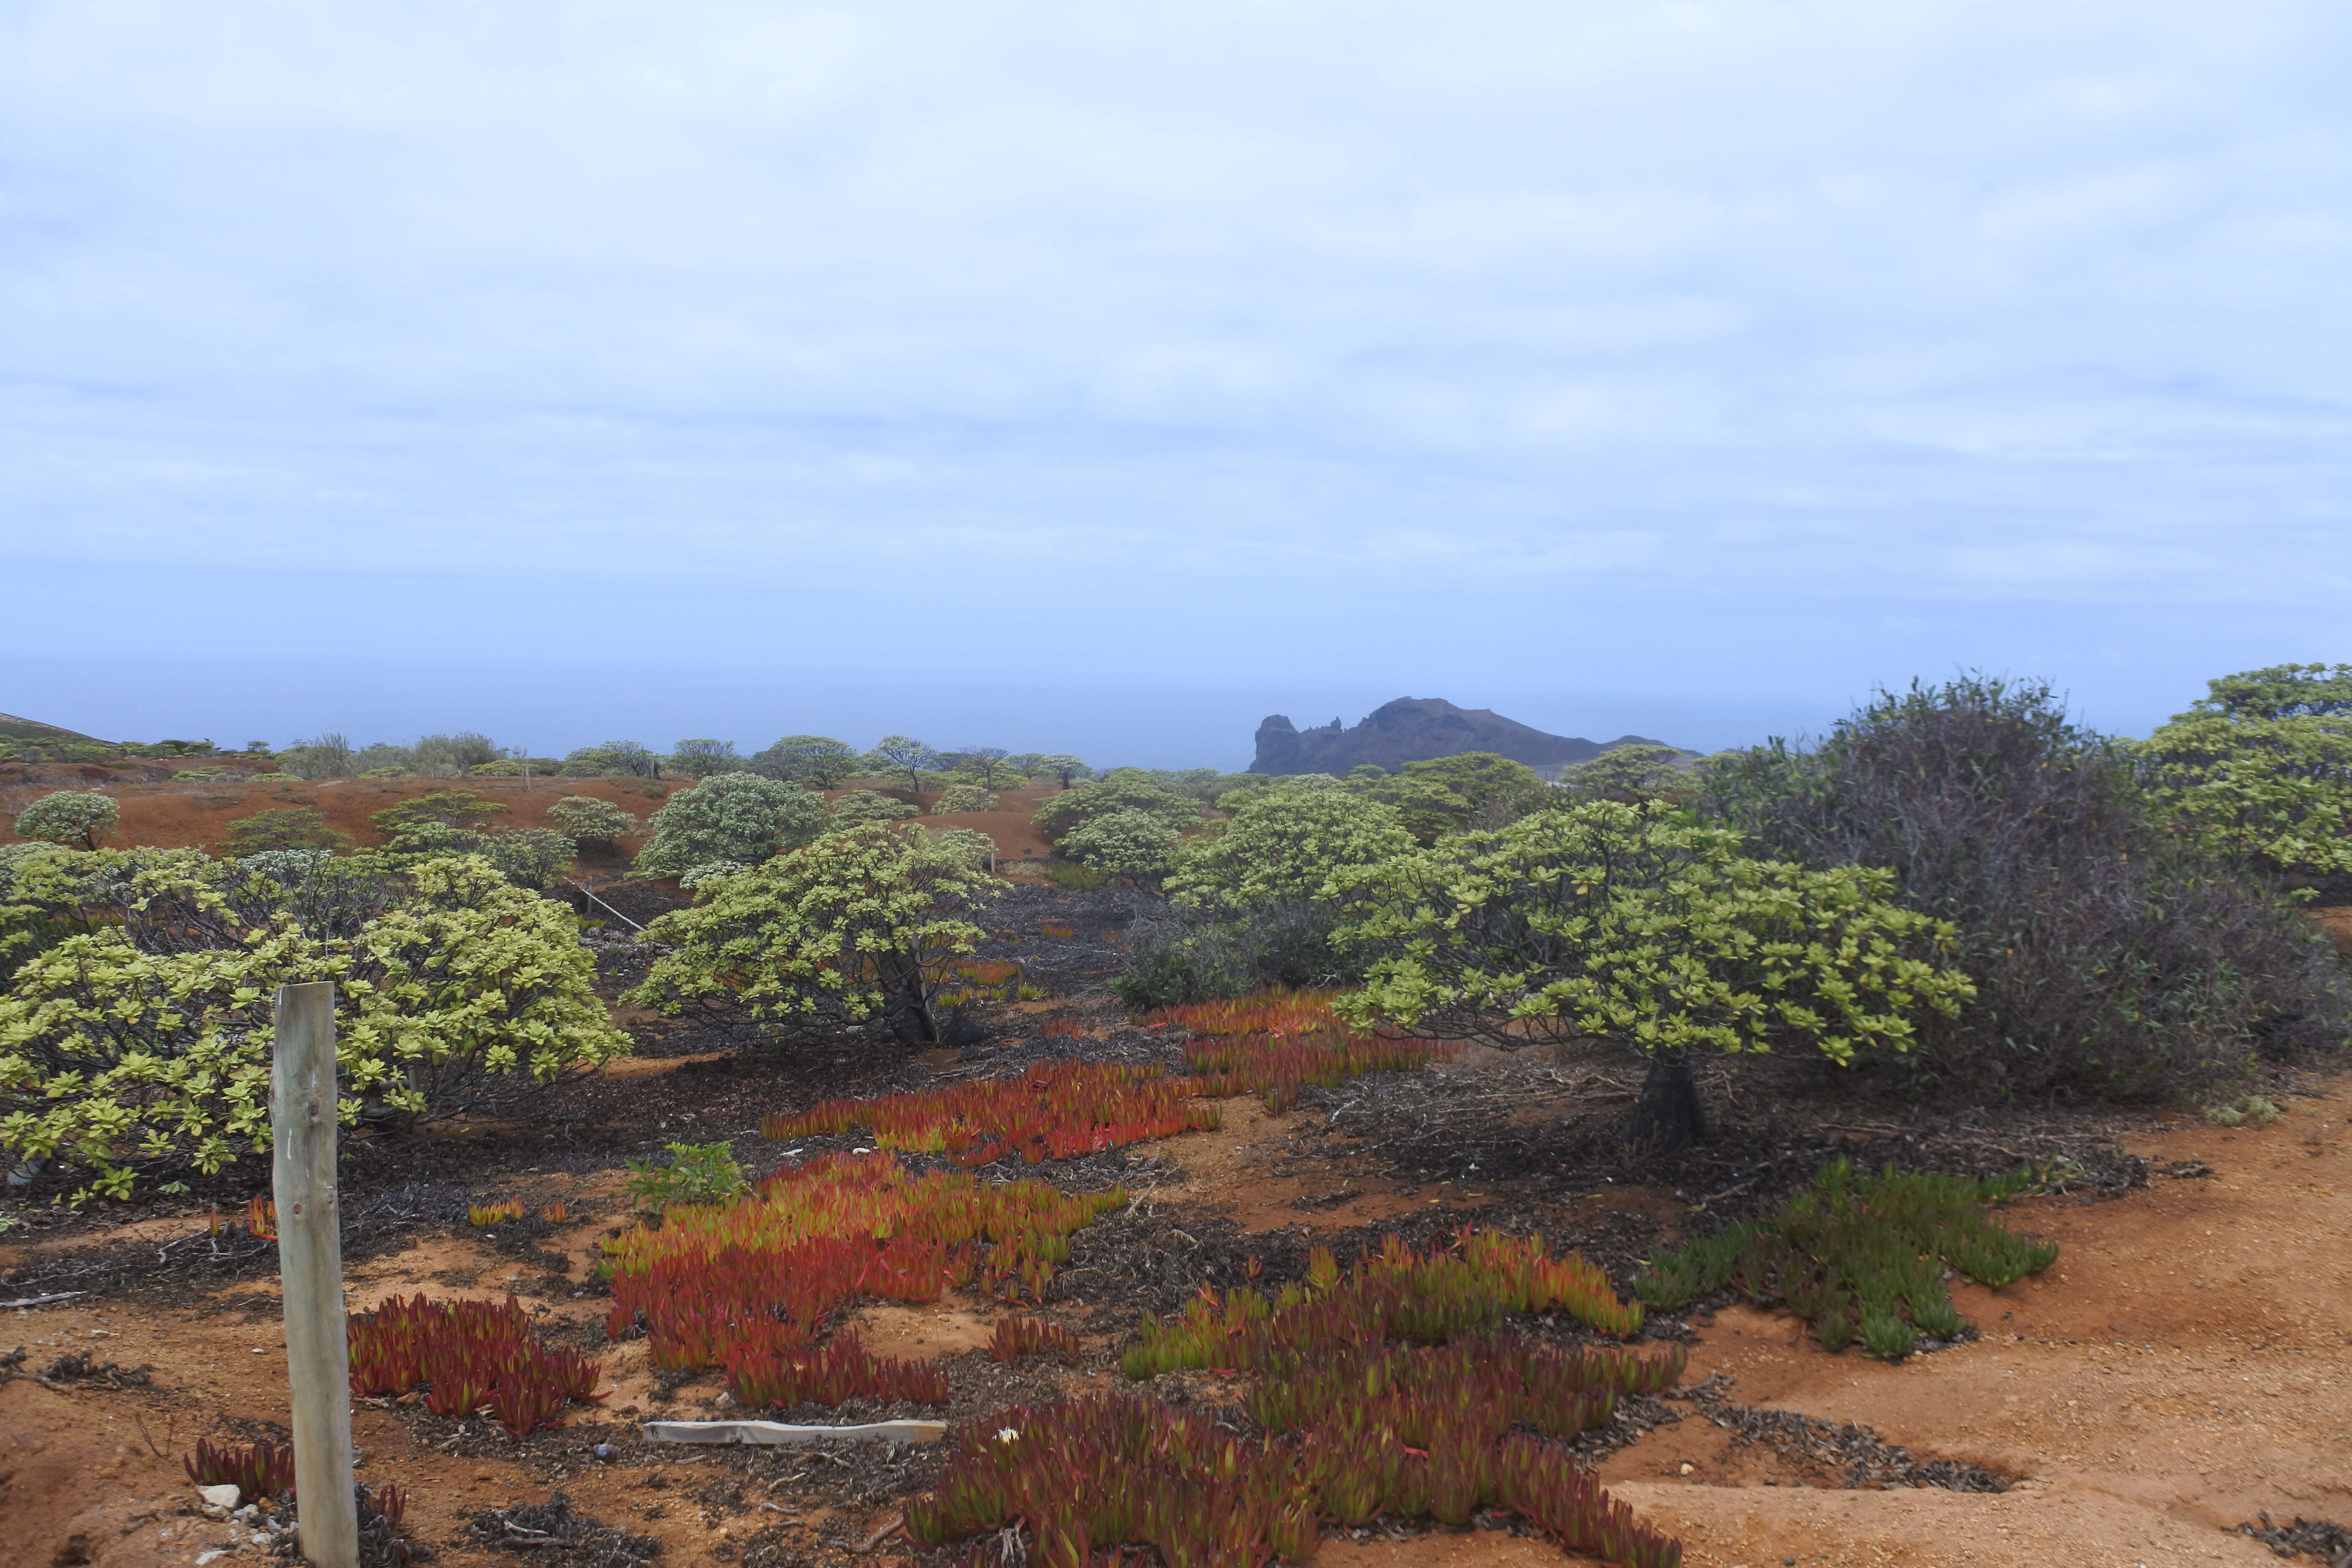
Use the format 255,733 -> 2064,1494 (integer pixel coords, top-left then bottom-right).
2137,663 -> 2352,882
358,765 -> 409,779
1702,675 -> 2352,1098
370,791 -> 509,838
1040,860 -> 1114,890
1554,744 -> 1690,805
1031,773 -> 1200,845
932,784 -> 1000,814
623,1141 -> 749,1212
665,739 -> 745,778
561,740 -> 660,778
218,807 -> 353,858
1360,752 -> 1548,839
1632,1161 -> 2057,1359
0,855 -> 629,1198
1331,800 -> 1974,1068
1056,808 -> 1182,881
830,789 -> 917,823
1166,778 -> 1414,916
14,791 -> 120,850
627,822 -> 1006,1045
747,735 -> 864,788
634,773 -> 831,878
276,734 -> 356,780
546,795 -> 638,851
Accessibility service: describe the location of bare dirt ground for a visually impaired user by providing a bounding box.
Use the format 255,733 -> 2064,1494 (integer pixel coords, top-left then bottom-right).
3,886 -> 2347,1568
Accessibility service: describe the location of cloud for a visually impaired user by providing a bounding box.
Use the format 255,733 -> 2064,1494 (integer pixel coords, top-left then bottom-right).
2,0 -> 2348,750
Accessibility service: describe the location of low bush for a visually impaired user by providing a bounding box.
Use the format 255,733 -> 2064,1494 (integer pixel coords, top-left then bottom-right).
626,822 -> 1007,1045
828,789 -> 917,823
545,795 -> 638,851
1030,773 -> 1200,846
1631,1160 -> 2059,1358
623,1141 -> 750,1211
931,784 -> 999,814
1701,675 -> 2352,1098
665,739 -> 745,778
0,852 -> 629,1198
217,806 -> 352,858
747,735 -> 864,787
12,790 -> 118,849
633,773 -> 831,879
1054,808 -> 1181,881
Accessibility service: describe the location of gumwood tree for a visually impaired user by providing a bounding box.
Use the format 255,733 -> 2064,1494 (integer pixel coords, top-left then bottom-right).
2137,663 -> 2352,881
1364,752 -> 1548,840
864,735 -> 941,793
1166,778 -> 1416,915
945,746 -> 1021,789
1031,773 -> 1200,846
218,807 -> 354,857
12,791 -> 120,850
1035,754 -> 1091,789
633,773 -> 833,878
545,795 -> 639,851
1327,800 -> 1974,1152
625,822 -> 1007,1045
1555,744 -> 1688,804
0,853 -> 629,1198
667,739 -> 746,777
750,735 -> 864,787
1056,808 -> 1183,882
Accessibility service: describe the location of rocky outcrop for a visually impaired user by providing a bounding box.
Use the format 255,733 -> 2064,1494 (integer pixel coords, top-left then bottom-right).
1250,698 -> 1679,776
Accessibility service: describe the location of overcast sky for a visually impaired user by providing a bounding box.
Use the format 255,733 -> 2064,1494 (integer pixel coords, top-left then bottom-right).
4,2 -> 2347,766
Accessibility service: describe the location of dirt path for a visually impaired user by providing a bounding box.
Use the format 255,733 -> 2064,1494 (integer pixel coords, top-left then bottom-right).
3,1071 -> 2346,1568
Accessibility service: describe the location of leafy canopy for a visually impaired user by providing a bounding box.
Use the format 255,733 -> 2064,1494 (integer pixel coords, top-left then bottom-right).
1166,778 -> 1416,915
0,853 -> 628,1199
2137,663 -> 2352,880
1031,771 -> 1201,845
830,789 -> 919,823
218,806 -> 353,858
545,795 -> 638,848
863,735 -> 941,793
750,735 -> 864,787
633,772 -> 832,879
626,822 -> 1007,1045
1359,752 -> 1548,840
13,791 -> 120,850
1056,808 -> 1182,881
1328,800 -> 1974,1068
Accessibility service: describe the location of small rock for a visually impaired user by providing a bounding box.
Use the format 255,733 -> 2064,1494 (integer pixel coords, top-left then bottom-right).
197,1484 -> 241,1510
592,1444 -> 614,1462
195,1553 -> 229,1566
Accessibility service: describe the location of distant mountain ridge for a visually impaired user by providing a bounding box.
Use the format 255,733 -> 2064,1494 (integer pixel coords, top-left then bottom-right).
1252,697 -> 1678,776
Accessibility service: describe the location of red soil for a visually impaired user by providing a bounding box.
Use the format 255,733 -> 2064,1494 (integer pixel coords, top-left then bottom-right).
5,1070 -> 2345,1568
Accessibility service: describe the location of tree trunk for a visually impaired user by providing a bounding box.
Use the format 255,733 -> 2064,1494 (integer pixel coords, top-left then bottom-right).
1625,1051 -> 1706,1154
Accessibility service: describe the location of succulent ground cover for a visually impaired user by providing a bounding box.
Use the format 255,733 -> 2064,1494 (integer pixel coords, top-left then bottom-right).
1632,1159 -> 2061,1358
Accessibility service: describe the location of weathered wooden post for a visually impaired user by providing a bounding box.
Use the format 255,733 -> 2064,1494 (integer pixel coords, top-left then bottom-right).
271,982 -> 359,1568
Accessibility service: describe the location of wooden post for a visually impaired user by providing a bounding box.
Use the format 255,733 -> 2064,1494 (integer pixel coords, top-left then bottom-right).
271,982 -> 359,1568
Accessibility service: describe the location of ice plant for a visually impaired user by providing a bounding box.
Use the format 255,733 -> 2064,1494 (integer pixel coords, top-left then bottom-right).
989,1315 -> 1081,1364
1632,1159 -> 2061,1358
761,1060 -> 1215,1167
599,1152 -> 1126,1370
724,1329 -> 948,1408
345,1292 -> 605,1437
1123,1226 -> 1643,1378
185,1437 -> 294,1500
904,1390 -> 1682,1568
468,1197 -> 526,1226
245,1195 -> 277,1240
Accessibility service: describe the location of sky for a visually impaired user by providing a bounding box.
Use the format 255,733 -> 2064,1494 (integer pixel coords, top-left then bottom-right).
3,2 -> 2347,769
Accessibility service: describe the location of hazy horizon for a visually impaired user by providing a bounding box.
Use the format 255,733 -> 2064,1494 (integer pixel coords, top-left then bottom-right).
5,3 -> 2346,762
